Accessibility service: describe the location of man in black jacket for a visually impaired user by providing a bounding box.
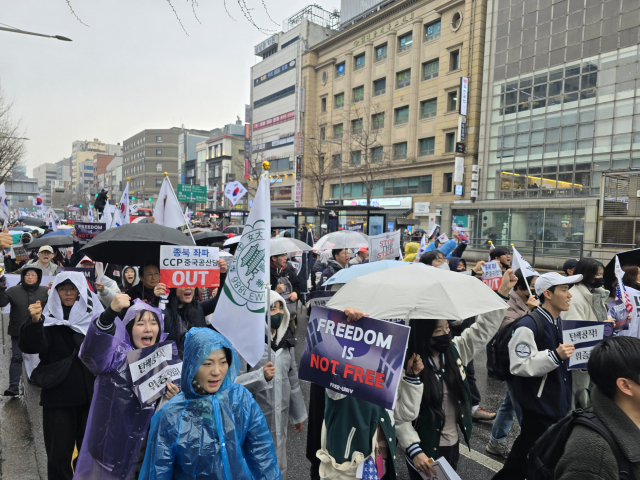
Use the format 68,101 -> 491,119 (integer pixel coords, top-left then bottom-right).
270,253 -> 300,326
0,266 -> 49,396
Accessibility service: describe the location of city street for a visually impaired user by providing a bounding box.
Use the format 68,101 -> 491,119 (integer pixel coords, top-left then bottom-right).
0,306 -> 516,480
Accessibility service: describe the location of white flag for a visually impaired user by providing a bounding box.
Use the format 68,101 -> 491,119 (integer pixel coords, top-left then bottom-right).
0,184 -> 10,221
224,181 -> 248,206
153,177 -> 185,229
210,176 -> 271,366
119,182 -> 130,225
46,208 -> 58,232
101,199 -> 113,228
111,204 -> 122,228
417,235 -> 427,258
87,205 -> 95,222
511,246 -> 540,278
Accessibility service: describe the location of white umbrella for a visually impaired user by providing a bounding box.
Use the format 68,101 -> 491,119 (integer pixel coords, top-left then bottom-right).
223,236 -> 241,247
270,237 -> 313,256
314,230 -> 369,251
326,263 -> 507,321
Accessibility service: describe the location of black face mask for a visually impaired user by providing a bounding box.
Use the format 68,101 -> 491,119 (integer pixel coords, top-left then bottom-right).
431,332 -> 451,354
592,277 -> 605,289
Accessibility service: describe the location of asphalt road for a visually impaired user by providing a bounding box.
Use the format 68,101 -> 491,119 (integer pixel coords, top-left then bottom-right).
0,307 -> 517,480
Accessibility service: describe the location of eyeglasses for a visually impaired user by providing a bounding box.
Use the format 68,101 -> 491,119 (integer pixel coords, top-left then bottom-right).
144,272 -> 160,278
58,287 -> 78,294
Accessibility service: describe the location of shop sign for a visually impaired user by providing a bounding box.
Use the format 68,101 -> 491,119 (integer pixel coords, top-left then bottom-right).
253,59 -> 296,87
352,12 -> 415,48
343,196 -> 412,209
254,34 -> 278,55
459,77 -> 469,116
253,111 -> 295,132
414,202 -> 430,216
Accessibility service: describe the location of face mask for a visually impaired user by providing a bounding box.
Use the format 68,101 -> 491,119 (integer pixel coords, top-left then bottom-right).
592,278 -> 605,289
431,332 -> 451,353
436,263 -> 450,270
270,313 -> 284,330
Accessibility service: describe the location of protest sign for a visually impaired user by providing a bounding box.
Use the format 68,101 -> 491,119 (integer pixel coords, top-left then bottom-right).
127,341 -> 182,407
345,222 -> 364,232
416,458 -> 462,480
481,260 -> 502,291
11,246 -> 29,262
159,245 -> 220,289
75,222 -> 106,243
607,299 -> 630,332
59,267 -> 96,291
298,306 -> 411,409
368,230 -> 401,262
562,320 -> 614,369
306,291 -> 336,308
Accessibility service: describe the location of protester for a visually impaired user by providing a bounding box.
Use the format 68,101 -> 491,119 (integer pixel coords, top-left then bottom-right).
403,242 -> 419,263
492,272 -> 582,480
423,230 -> 459,257
563,258 -> 579,276
448,257 -> 467,272
486,269 -> 538,457
418,250 -> 448,268
561,258 -> 612,408
622,265 -> 640,290
270,252 -> 300,327
22,245 -> 60,276
74,296 -> 179,480
94,189 -> 108,214
19,272 -> 104,480
490,246 -> 511,272
236,291 -> 307,479
318,248 -> 349,287
76,255 -> 120,307
348,248 -> 369,266
119,265 -> 139,291
555,336 -> 640,480
397,269 -> 516,477
138,328 -> 281,479
311,250 -> 331,291
0,266 -> 49,396
126,264 -> 161,304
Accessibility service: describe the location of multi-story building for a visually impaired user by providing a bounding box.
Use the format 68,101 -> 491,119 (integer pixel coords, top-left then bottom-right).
56,158 -> 72,188
69,139 -> 120,192
93,154 -> 116,188
469,0 -> 640,252
32,162 -> 57,204
300,0 -> 485,233
105,156 -> 123,200
251,5 -> 340,214
178,129 -> 210,185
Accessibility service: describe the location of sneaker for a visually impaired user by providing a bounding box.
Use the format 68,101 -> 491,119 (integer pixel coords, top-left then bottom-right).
472,406 -> 497,421
486,441 -> 510,458
3,385 -> 19,397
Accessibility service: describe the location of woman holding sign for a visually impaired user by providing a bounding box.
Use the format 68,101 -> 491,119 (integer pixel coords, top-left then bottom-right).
74,296 -> 180,480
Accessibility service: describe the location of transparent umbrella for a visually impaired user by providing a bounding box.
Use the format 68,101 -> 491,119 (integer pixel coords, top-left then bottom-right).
314,230 -> 369,251
270,237 -> 314,256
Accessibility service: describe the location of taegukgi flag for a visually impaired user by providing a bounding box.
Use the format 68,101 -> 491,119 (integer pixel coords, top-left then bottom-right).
119,180 -> 130,225
224,181 -> 248,206
210,176 -> 271,366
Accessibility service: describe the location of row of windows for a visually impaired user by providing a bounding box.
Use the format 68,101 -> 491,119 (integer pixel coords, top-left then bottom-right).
124,136 -> 163,152
124,163 -> 164,177
331,175 -> 435,198
254,85 -> 296,109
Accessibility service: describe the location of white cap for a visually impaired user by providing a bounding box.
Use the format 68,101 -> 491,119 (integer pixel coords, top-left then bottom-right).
534,272 -> 583,296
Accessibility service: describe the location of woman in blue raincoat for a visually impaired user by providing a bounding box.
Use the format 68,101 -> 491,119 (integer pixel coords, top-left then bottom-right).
74,296 -> 180,480
139,327 -> 282,480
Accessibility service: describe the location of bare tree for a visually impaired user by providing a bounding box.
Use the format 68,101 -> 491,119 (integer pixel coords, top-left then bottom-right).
232,152 -> 263,199
0,84 -> 27,184
302,126 -> 341,207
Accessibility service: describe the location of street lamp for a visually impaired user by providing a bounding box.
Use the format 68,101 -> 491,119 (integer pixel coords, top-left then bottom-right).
309,137 -> 343,202
0,25 -> 72,41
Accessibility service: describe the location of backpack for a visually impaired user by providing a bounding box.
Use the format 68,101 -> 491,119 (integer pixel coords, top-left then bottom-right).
527,408 -> 633,480
486,309 -> 545,381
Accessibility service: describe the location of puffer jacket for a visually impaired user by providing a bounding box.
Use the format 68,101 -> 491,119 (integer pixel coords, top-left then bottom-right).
318,259 -> 345,288
0,266 -> 49,336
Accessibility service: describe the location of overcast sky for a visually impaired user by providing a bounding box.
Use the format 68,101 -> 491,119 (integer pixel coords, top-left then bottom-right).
0,0 -> 340,175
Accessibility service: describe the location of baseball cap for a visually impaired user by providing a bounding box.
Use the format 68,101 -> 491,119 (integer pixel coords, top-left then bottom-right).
562,258 -> 579,275
359,247 -> 368,253
534,272 -> 583,297
38,246 -> 54,254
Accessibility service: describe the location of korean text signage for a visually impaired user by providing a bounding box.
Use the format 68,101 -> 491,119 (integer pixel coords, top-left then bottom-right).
352,12 -> 415,48
176,184 -> 207,203
128,342 -> 182,407
253,111 -> 295,132
459,77 -> 469,116
254,34 -> 278,55
159,246 -> 220,288
561,320 -> 614,369
75,222 -> 106,243
254,60 -> 296,87
368,230 -> 401,261
481,260 -> 502,291
299,307 -> 411,409
252,135 -> 294,153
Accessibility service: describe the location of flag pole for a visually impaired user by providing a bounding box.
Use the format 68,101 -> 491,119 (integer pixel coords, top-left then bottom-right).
163,172 -> 196,246
511,243 -> 533,298
261,162 -> 272,364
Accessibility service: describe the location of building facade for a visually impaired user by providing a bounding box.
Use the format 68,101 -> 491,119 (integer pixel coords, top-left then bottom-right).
92,154 -> 116,187
300,0 -> 486,233
32,163 -> 57,204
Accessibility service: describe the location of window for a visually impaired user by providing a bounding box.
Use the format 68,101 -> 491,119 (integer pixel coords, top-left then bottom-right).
375,44 -> 387,61
395,106 -> 409,125
321,97 -> 327,112
397,69 -> 411,89
333,154 -> 342,167
355,54 -> 365,71
156,179 -> 163,187
335,93 -> 344,108
425,20 -> 441,41
443,173 -> 453,192
351,151 -> 362,166
398,33 -> 413,52
421,98 -> 437,118
372,113 -> 384,130
352,118 -> 363,133
445,132 -> 456,152
155,163 -> 162,172
394,142 -> 408,160
320,127 -> 326,140
419,137 -> 435,156
334,124 -> 343,138
450,50 -> 460,71
423,59 -> 439,80
448,91 -> 458,111
353,86 -> 364,103
373,78 -> 386,96
156,136 -> 163,142
372,147 -> 383,163
281,36 -> 299,49
451,12 -> 461,29
156,149 -> 162,156
254,85 -> 296,109
336,62 -> 345,77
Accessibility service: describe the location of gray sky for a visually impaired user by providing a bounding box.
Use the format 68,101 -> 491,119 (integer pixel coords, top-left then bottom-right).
0,0 -> 339,175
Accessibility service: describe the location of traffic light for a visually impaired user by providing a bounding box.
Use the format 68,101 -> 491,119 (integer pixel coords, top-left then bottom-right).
148,197 -> 152,201
132,196 -> 136,200
95,194 -> 98,197
79,204 -> 83,208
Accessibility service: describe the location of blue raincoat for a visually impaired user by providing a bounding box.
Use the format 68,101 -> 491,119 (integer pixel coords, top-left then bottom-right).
74,300 -> 175,480
138,328 -> 282,480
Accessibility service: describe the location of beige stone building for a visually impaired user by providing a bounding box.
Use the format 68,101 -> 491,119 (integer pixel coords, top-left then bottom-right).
300,0 -> 486,232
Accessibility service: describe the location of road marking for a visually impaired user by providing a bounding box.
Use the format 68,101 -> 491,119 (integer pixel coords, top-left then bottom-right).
459,445 -> 503,472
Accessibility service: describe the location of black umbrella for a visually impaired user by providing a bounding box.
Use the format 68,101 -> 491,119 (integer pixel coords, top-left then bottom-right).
29,235 -> 75,250
192,230 -> 228,246
21,217 -> 46,227
79,223 -> 195,266
604,248 -> 640,292
271,218 -> 296,229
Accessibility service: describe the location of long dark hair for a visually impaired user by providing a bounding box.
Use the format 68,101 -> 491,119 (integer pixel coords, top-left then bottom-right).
622,265 -> 640,291
408,320 -> 468,427
573,258 -> 604,288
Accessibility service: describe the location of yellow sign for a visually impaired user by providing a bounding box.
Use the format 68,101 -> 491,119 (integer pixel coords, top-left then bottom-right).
352,12 -> 415,48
